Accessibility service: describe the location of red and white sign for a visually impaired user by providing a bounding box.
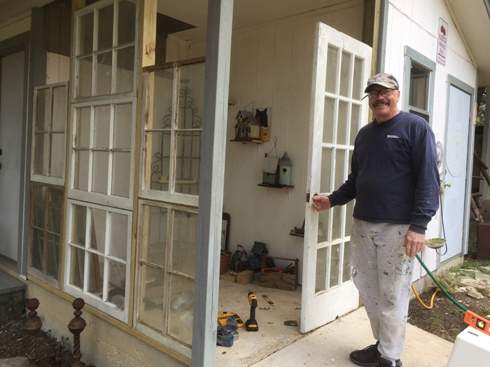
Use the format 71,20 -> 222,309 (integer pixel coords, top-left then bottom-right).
437,18 -> 448,65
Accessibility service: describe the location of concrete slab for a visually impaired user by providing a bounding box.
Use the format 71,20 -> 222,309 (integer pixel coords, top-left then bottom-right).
0,357 -> 30,367
252,308 -> 454,367
217,276 -> 302,367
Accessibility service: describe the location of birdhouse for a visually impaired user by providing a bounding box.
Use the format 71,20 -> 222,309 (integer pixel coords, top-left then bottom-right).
279,152 -> 292,186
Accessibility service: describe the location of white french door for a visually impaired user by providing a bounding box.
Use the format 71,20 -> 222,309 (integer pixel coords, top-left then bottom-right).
301,23 -> 372,333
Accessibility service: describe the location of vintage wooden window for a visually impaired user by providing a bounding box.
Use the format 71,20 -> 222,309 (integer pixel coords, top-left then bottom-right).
136,201 -> 197,349
66,0 -> 137,321
32,83 -> 68,185
65,200 -> 131,320
140,61 -> 205,207
28,83 -> 69,284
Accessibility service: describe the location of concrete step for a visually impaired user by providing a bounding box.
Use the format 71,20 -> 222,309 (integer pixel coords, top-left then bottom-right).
0,358 -> 30,367
0,271 -> 26,322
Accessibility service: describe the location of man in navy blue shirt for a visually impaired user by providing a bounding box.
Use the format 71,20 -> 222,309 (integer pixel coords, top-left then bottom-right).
312,73 -> 439,367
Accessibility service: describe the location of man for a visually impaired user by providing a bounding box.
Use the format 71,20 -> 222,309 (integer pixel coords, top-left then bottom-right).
312,73 -> 440,367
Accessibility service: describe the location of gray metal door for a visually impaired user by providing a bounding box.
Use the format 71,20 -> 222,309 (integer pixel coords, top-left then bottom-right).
0,51 -> 25,261
442,84 -> 472,261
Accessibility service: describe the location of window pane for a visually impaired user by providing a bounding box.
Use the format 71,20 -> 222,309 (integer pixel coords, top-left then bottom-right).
70,246 -> 85,289
74,150 -> 90,191
52,86 -> 67,132
31,185 -> 45,227
92,151 -> 109,194
78,56 -> 93,97
88,253 -> 104,298
409,64 -> 429,110
71,205 -> 87,246
90,208 -> 106,253
94,105 -> 111,148
114,104 -> 132,149
172,211 -> 197,277
31,229 -> 44,272
326,46 -> 338,94
118,1 -> 136,45
76,107 -> 91,148
343,242 -> 352,282
329,244 -> 340,287
34,133 -> 50,176
168,275 -> 194,345
337,101 -> 349,145
96,52 -> 112,96
353,57 -> 363,100
340,51 -> 351,97
149,132 -> 171,191
154,69 -> 173,129
350,104 -> 360,146
323,97 -> 335,144
177,63 -> 205,129
320,148 -> 332,194
35,88 -> 50,131
139,265 -> 164,331
332,206 -> 342,241
315,247 -> 328,292
141,205 -> 167,266
335,150 -> 346,188
109,212 -> 128,260
175,132 -> 200,195
116,46 -> 134,93
112,152 -> 131,197
98,5 -> 113,51
108,260 -> 126,310
46,188 -> 63,234
345,200 -> 354,238
51,133 -> 65,178
78,12 -> 93,56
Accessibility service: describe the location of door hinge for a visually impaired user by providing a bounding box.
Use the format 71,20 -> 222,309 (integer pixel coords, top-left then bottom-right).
306,192 -> 310,202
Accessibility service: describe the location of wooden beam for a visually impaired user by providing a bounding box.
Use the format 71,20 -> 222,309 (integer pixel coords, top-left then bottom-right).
141,0 -> 157,68
72,0 -> 86,11
192,0 -> 234,366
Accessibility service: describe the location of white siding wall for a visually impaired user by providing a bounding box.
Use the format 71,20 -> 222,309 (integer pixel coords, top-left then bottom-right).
384,0 -> 477,277
186,1 -> 365,275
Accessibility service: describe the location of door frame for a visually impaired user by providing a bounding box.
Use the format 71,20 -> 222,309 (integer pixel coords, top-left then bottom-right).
441,75 -> 475,263
0,32 -> 31,275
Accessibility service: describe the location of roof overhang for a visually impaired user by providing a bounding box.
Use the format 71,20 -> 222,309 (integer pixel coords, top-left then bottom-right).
0,0 -> 55,27
446,0 -> 490,86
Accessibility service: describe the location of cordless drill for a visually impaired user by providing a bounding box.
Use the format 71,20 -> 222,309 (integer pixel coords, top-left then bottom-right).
245,292 -> 259,332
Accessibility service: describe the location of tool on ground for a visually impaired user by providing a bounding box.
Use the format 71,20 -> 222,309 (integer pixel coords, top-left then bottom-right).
218,311 -> 244,328
217,316 -> 239,347
262,294 -> 274,305
245,292 -> 259,332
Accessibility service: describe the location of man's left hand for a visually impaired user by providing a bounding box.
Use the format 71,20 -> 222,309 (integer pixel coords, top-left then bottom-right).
404,230 -> 425,257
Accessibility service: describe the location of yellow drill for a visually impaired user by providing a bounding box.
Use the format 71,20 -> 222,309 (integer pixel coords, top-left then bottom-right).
245,292 -> 259,332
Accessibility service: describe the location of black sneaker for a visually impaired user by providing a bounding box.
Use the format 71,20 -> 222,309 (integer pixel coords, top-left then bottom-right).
349,342 -> 380,367
378,356 -> 403,367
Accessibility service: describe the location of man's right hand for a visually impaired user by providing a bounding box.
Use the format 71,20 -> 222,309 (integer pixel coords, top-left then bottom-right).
312,194 -> 331,211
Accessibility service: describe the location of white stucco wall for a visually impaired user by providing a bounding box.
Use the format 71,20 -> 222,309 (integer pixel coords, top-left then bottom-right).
384,0 -> 478,276
186,1 -> 366,276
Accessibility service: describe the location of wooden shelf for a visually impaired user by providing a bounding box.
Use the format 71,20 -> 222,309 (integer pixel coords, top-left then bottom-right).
258,183 -> 294,189
230,138 -> 263,144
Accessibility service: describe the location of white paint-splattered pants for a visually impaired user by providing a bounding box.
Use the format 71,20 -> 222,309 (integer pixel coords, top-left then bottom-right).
351,218 -> 414,364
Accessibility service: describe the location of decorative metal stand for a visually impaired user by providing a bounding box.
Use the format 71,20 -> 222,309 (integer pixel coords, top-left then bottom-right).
68,298 -> 86,367
24,298 -> 42,334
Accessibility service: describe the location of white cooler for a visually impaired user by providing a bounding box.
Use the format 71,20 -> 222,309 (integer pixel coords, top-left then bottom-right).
447,327 -> 490,366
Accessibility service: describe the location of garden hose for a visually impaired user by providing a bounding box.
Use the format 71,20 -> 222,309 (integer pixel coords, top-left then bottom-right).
415,254 -> 468,313
411,283 -> 439,310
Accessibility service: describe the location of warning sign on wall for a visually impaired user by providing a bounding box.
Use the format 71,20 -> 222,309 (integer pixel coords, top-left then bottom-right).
437,18 -> 448,66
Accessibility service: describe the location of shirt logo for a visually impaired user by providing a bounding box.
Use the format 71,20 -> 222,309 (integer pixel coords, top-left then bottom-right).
386,134 -> 400,139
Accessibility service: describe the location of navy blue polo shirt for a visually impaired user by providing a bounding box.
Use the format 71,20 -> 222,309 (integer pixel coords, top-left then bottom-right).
328,111 -> 440,234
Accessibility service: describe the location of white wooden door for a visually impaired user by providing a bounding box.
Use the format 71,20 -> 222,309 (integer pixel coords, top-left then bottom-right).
442,84 -> 472,261
301,23 -> 371,333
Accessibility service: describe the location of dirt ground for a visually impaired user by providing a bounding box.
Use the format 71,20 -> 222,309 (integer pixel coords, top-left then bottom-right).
0,318 -> 86,367
408,259 -> 490,342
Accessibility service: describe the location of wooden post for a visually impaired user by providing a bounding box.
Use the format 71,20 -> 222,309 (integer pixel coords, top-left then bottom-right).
23,298 -> 42,334
192,0 -> 234,366
141,0 -> 157,68
68,298 -> 86,367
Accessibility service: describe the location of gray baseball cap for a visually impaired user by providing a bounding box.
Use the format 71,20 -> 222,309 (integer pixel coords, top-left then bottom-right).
364,73 -> 399,93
